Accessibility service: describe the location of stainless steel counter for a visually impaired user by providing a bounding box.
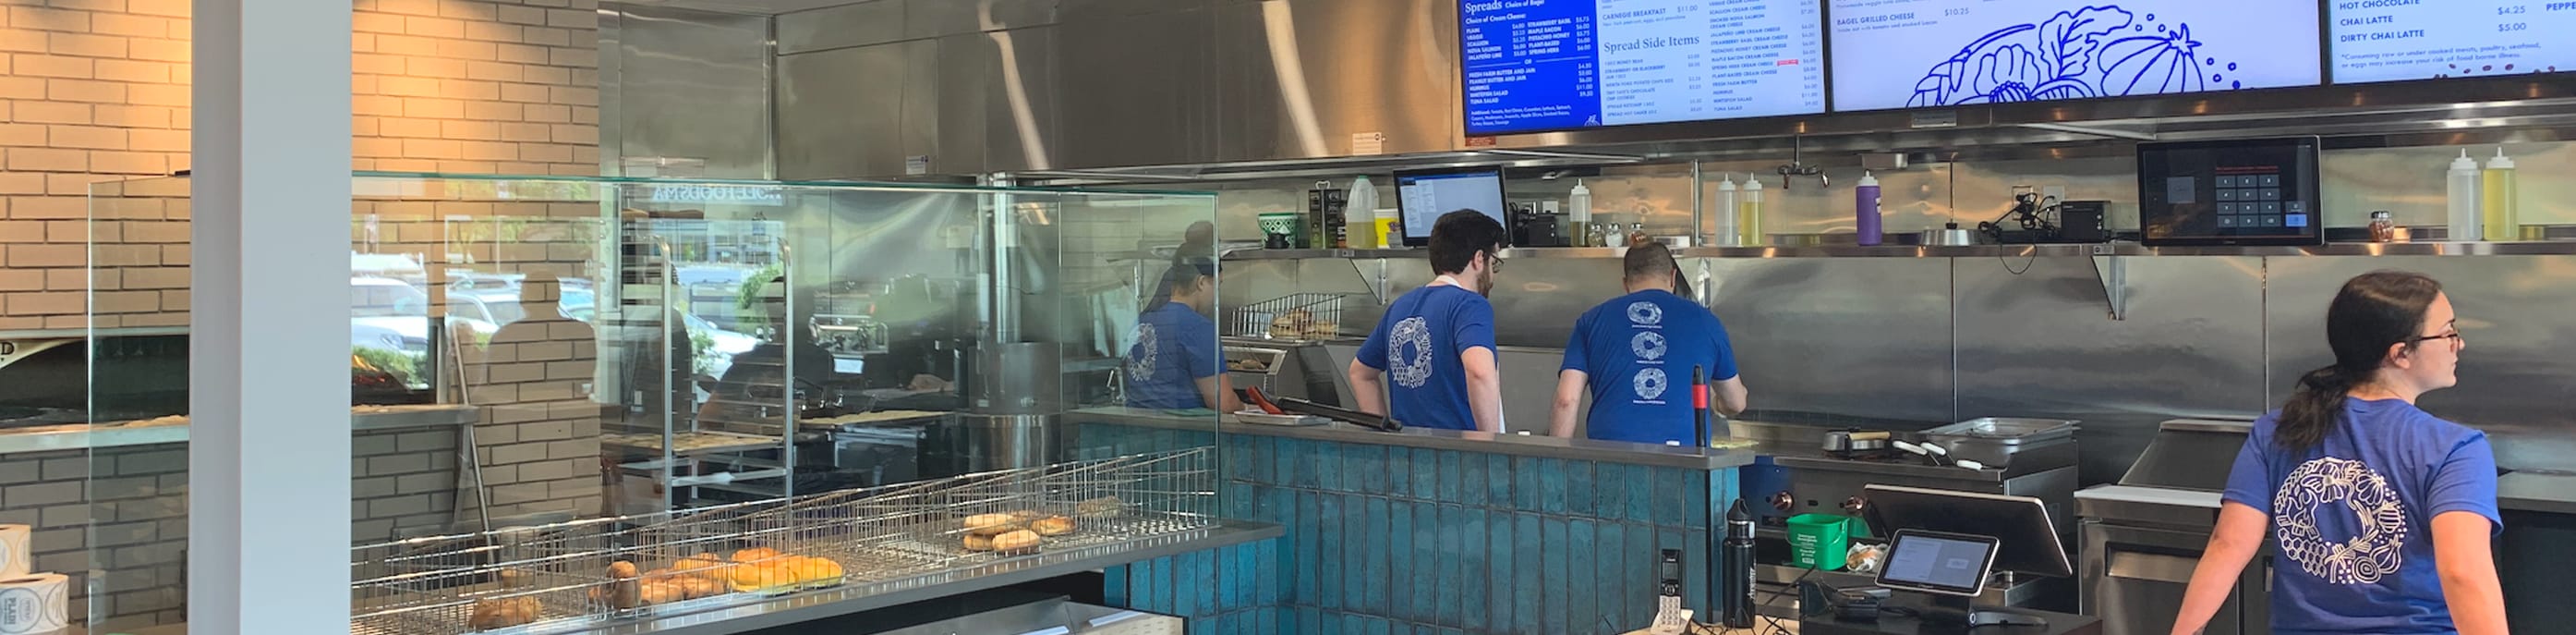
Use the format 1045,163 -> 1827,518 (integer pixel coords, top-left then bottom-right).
577,520 -> 1281,635
2498,471 -> 2576,515
1071,407 -> 1764,470
0,404 -> 480,454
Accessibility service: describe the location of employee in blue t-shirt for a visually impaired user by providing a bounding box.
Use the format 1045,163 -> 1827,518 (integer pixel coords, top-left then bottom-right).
1546,242 -> 1748,444
2171,271 -> 2505,635
1348,210 -> 1507,432
1124,259 -> 1241,412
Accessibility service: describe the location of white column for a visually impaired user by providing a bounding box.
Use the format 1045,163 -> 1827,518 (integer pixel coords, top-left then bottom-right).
188,0 -> 352,630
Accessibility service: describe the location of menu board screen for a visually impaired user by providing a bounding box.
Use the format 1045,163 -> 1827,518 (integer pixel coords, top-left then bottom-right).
1461,0 -> 1826,136
1828,0 -> 2322,112
2329,1 -> 2573,83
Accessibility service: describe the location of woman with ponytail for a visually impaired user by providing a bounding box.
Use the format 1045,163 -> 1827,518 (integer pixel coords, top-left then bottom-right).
2170,272 -> 2505,635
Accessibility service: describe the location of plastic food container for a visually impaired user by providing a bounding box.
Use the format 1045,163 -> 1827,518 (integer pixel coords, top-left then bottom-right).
1785,513 -> 1853,571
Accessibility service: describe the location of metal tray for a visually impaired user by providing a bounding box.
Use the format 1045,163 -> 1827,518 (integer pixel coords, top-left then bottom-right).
1925,418 -> 2078,442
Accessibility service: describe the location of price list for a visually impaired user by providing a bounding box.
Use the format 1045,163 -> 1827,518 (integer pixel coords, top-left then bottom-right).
1464,0 -> 1602,134
1464,0 -> 1826,136
1597,0 -> 1823,122
2330,0 -> 2576,83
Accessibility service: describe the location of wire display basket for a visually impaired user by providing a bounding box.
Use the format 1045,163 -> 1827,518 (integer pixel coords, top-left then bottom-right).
350,518 -> 635,635
348,447 -> 1216,635
1227,292 -> 1353,341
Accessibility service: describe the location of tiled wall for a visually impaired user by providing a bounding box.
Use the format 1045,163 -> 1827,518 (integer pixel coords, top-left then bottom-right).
1105,540 -> 1283,635
1084,424 -> 1742,635
0,0 -> 604,331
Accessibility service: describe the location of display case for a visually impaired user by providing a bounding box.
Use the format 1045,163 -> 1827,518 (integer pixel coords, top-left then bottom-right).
77,173 -> 1238,634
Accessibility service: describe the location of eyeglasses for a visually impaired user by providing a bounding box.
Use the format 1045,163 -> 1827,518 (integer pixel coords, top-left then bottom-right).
2413,331 -> 2464,348
1483,250 -> 1506,274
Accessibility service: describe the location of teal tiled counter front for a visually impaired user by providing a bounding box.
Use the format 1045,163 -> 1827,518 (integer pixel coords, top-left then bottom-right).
1075,409 -> 1759,635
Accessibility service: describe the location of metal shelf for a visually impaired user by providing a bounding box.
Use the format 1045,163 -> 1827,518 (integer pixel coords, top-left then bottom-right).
1224,241 -> 2576,262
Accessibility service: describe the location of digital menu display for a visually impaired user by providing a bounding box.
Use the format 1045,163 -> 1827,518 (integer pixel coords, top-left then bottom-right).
1828,0 -> 2322,112
1461,0 -> 1826,136
2329,1 -> 2575,84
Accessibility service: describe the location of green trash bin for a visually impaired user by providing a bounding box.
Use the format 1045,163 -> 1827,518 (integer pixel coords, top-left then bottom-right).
1785,513 -> 1853,571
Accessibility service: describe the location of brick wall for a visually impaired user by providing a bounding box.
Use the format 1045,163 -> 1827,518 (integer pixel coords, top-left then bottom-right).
0,428 -> 456,633
362,213 -> 608,525
0,0 -> 604,331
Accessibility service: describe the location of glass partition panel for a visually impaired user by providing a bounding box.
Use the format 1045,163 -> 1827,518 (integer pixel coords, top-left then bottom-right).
83,176 -> 190,634
85,173 -> 1219,634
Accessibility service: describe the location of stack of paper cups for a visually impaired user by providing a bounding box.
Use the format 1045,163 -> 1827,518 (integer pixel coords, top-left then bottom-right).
0,525 -> 30,578
0,573 -> 67,634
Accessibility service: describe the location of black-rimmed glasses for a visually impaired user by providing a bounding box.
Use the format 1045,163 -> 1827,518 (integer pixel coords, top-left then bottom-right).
2413,331 -> 2463,347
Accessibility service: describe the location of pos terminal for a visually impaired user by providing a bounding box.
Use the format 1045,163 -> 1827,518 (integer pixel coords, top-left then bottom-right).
1816,484 -> 2085,633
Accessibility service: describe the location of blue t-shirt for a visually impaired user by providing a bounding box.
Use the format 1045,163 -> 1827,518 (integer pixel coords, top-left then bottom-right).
2221,397 -> 2501,635
1561,289 -> 1739,445
1356,285 -> 1496,431
1124,302 -> 1220,409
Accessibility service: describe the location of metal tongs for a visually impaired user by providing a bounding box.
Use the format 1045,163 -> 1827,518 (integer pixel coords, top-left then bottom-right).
1891,439 -> 1989,470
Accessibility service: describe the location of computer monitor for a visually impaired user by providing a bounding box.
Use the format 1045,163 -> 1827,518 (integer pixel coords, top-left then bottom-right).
1394,167 -> 1507,247
1860,484 -> 2074,580
1875,530 -> 2000,598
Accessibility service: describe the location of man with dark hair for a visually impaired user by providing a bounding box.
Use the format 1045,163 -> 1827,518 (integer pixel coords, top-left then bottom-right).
1175,221 -> 1217,262
1125,258 -> 1240,412
1348,210 -> 1507,432
1547,241 -> 1748,443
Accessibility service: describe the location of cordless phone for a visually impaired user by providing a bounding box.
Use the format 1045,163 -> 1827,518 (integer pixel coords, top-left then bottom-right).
1650,549 -> 1690,634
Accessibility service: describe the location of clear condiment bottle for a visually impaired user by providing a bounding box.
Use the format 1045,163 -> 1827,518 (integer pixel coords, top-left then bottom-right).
2446,150 -> 2482,241
1568,179 -> 1593,245
1713,175 -> 1741,247
1629,222 -> 1651,247
2368,211 -> 2396,243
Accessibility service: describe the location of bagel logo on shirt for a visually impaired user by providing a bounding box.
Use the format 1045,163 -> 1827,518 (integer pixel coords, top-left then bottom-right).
1632,331 -> 1668,360
2274,457 -> 2409,585
1633,367 -> 1668,401
1627,300 -> 1663,325
1388,316 -> 1435,389
1126,323 -> 1158,380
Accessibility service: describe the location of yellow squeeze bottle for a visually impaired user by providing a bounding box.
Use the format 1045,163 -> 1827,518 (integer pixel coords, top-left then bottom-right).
2482,148 -> 2518,241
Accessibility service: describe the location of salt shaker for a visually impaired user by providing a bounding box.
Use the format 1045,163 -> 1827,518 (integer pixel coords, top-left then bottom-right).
2368,211 -> 2396,242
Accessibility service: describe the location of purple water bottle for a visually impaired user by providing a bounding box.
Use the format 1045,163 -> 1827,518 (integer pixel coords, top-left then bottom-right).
1856,170 -> 1882,246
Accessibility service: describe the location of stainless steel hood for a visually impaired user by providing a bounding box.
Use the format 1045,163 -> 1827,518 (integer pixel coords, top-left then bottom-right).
732,0 -> 2576,181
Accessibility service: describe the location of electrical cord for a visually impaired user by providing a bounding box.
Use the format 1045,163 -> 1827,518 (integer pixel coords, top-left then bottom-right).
1753,565 -> 1819,635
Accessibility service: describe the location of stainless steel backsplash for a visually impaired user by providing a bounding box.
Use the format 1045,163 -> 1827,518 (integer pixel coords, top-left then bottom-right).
1229,251 -> 2576,483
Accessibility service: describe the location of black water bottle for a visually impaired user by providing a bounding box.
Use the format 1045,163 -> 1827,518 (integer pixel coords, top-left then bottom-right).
1722,498 -> 1757,628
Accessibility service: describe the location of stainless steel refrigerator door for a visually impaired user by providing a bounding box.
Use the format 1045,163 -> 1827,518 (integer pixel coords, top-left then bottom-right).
2083,520 -> 2269,635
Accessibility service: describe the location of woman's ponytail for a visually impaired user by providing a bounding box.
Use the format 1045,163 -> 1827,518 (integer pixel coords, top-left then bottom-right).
2278,365 -> 2356,450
